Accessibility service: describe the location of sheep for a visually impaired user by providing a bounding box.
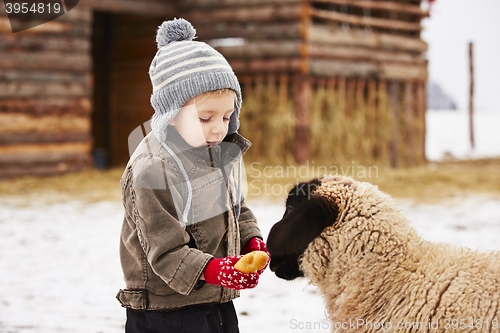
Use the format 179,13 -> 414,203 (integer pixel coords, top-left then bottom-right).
267,175 -> 500,333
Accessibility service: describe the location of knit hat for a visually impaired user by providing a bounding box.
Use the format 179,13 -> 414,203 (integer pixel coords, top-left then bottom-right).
149,18 -> 242,142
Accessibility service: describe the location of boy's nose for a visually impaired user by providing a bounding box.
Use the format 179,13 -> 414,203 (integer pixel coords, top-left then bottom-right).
211,119 -> 225,135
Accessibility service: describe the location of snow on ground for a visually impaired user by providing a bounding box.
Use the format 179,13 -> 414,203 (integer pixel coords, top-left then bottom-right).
1,110 -> 499,332
1,196 -> 500,333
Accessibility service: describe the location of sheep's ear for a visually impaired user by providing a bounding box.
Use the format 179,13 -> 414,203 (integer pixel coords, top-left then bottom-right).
267,193 -> 337,257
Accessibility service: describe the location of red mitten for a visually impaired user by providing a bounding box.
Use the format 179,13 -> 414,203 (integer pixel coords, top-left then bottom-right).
241,237 -> 270,274
204,256 -> 259,290
241,237 -> 269,255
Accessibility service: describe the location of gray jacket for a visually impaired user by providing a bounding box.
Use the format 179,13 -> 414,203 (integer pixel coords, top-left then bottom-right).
117,128 -> 262,311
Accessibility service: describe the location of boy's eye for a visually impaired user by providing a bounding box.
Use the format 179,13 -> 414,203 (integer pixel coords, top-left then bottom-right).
199,118 -> 210,123
223,117 -> 230,122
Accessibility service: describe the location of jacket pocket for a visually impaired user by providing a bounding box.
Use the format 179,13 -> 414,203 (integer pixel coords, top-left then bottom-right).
116,289 -> 148,310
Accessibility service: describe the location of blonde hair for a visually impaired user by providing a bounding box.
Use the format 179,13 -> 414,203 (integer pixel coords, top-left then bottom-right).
196,88 -> 236,103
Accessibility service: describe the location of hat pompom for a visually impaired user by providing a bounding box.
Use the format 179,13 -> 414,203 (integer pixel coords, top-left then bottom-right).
156,18 -> 196,49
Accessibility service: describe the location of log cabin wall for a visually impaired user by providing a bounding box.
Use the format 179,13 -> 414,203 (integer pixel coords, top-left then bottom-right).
0,1 -> 173,177
180,0 -> 428,167
0,7 -> 94,177
0,0 -> 428,178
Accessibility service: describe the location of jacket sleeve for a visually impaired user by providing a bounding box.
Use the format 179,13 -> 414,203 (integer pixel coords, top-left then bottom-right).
129,159 -> 212,296
238,200 -> 263,250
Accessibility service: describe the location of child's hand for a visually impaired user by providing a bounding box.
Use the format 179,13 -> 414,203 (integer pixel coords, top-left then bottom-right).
203,256 -> 259,290
242,237 -> 269,255
241,237 -> 270,274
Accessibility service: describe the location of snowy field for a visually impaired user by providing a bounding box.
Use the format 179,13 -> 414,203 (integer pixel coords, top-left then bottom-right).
426,109 -> 500,161
1,109 -> 500,333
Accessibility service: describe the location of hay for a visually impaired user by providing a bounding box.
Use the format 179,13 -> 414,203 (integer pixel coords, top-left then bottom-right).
1,159 -> 499,205
0,167 -> 123,205
244,158 -> 500,203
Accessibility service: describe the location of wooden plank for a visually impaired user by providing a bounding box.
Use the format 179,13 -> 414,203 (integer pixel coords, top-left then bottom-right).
388,81 -> 399,168
183,4 -> 302,24
416,81 -> 426,163
0,81 -> 90,97
310,0 -> 428,17
196,22 -> 302,40
79,0 -> 174,16
179,0 -> 300,7
0,97 -> 91,115
405,81 -> 415,166
307,43 -> 426,63
229,58 -> 303,74
308,23 -> 427,52
310,8 -> 422,32
0,113 -> 90,134
0,132 -> 90,144
0,34 -> 90,52
293,75 -> 311,164
367,79 -> 377,159
0,51 -> 90,71
0,141 -> 91,163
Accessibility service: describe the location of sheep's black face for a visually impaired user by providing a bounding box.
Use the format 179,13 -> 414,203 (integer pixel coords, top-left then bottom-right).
266,179 -> 338,281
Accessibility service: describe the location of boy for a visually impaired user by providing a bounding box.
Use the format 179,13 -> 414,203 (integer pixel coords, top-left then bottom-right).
117,18 -> 268,333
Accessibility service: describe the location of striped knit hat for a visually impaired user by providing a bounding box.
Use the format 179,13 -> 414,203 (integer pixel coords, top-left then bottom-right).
149,18 -> 242,142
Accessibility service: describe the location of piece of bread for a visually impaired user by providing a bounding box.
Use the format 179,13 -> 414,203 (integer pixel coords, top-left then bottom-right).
234,251 -> 269,273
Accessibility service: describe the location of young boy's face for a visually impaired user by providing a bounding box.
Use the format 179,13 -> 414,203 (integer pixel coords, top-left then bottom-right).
170,93 -> 235,147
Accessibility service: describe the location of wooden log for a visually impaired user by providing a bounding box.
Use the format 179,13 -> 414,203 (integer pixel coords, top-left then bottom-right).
229,58 -> 303,74
179,0 -> 300,8
309,59 -> 427,80
0,69 -> 90,84
55,7 -> 92,23
0,132 -> 90,144
0,97 -> 91,115
379,62 -> 428,81
0,51 -> 91,71
79,0 -> 174,16
388,81 -> 399,168
196,22 -> 302,40
0,17 -> 90,36
215,40 -> 427,65
307,23 -> 428,52
310,0 -> 429,17
310,8 -> 422,32
307,43 -> 426,64
0,113 -> 90,134
0,34 -> 90,52
0,158 -> 91,178
293,75 -> 311,164
215,40 -> 301,58
0,141 -> 91,163
309,59 -> 377,77
0,81 -> 90,97
183,4 -> 302,24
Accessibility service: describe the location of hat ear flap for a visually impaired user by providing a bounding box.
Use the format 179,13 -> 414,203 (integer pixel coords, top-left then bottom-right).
267,194 -> 337,257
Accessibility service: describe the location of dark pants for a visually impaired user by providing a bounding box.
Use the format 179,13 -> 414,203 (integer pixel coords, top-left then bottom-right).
125,301 -> 239,333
